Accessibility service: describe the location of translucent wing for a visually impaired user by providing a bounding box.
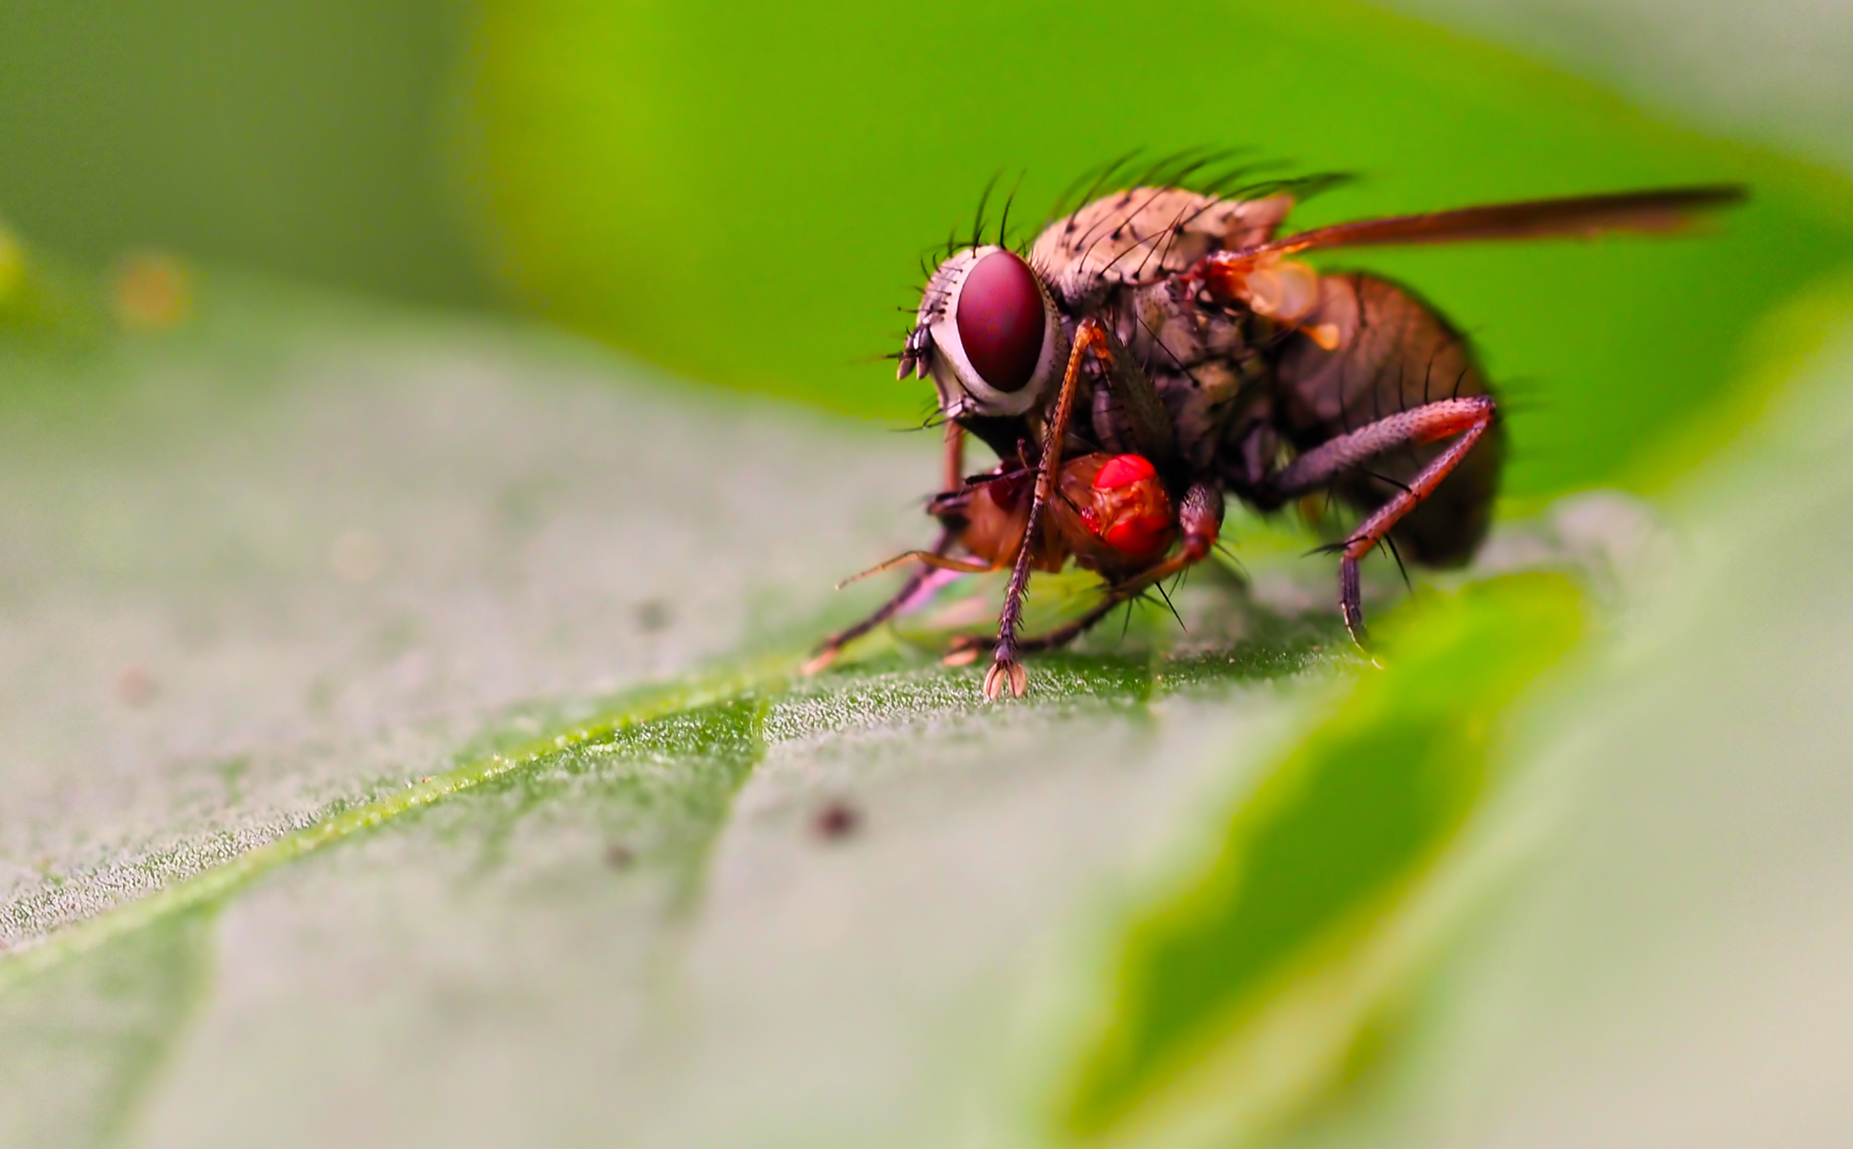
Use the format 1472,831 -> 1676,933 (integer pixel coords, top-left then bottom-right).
1245,185 -> 1747,259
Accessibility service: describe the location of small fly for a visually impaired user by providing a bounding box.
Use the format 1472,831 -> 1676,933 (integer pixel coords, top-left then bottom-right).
810,156 -> 1743,699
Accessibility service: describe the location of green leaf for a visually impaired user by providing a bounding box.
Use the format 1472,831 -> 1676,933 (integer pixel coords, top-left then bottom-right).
1057,574 -> 1586,1146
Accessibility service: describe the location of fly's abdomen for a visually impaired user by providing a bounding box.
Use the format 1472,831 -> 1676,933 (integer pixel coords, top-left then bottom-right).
1274,273 -> 1505,566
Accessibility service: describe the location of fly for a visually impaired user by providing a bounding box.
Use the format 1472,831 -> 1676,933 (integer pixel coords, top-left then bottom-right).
810,160 -> 1744,699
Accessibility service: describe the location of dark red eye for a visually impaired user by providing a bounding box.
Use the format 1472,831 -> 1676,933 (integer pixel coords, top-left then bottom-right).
955,251 -> 1045,392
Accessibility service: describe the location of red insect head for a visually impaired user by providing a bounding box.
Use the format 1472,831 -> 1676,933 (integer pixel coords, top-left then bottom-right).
1077,454 -> 1175,566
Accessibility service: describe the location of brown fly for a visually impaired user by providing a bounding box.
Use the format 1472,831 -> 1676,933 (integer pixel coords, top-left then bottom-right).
810,160 -> 1744,699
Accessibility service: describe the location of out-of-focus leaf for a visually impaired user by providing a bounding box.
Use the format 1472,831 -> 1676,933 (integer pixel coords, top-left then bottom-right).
1386,0 -> 1853,176
0,220 -> 104,338
1057,574 -> 1585,1147
466,0 -> 1853,500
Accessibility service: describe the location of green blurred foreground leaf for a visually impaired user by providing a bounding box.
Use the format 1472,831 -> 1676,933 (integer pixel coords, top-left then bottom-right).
1061,574 -> 1586,1146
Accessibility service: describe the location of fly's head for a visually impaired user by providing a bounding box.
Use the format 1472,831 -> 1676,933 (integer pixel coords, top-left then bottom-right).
899,246 -> 1067,421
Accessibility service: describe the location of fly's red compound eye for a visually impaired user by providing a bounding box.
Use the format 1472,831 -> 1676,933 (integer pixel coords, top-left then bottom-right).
955,250 -> 1045,393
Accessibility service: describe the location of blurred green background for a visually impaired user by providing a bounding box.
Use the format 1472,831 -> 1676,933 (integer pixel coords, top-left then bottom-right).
0,0 -> 481,305
5,0 -> 1851,497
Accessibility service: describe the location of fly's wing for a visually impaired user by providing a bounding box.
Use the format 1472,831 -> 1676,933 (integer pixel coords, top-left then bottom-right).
1246,185 -> 1747,259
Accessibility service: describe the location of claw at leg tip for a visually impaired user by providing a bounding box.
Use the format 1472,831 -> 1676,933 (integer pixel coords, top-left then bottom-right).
982,657 -> 1028,701
982,662 -> 1005,701
800,648 -> 838,677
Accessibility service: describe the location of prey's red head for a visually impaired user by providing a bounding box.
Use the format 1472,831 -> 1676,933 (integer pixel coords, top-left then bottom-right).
1081,454 -> 1174,564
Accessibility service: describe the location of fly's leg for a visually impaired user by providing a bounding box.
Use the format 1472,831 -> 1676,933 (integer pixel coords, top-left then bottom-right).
837,550 -> 996,587
944,596 -> 1122,663
804,424 -> 969,676
802,529 -> 957,675
1264,395 -> 1495,645
985,318 -> 1102,700
1106,479 -> 1226,595
940,421 -> 967,493
958,480 -> 1224,663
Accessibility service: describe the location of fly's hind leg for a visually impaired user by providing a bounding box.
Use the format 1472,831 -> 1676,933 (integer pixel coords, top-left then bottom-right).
1264,395 -> 1496,645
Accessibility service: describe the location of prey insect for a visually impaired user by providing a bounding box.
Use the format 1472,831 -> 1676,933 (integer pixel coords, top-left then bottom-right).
811,163 -> 1744,699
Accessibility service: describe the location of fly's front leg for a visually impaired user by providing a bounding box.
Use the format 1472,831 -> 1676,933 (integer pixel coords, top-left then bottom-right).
1265,395 -> 1496,645
985,318 -> 1102,700
941,420 -> 966,492
804,423 -> 968,676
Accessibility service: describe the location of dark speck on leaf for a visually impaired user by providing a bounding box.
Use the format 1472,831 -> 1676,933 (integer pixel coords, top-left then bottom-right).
604,843 -> 635,869
117,667 -> 158,706
812,800 -> 860,842
633,599 -> 673,633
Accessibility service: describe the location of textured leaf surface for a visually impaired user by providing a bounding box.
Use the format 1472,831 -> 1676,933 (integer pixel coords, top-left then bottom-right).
0,279 -> 1355,1145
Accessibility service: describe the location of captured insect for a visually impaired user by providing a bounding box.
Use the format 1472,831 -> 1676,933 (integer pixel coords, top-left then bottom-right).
809,157 -> 1744,699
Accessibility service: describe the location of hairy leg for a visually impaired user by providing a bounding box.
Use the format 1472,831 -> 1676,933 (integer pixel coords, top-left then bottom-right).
1263,395 -> 1495,644
985,319 -> 1102,699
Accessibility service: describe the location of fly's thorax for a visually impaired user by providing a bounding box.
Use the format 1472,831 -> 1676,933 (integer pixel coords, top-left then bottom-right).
1030,189 -> 1294,309
900,245 -> 1067,420
1075,281 -> 1258,471
1120,278 -> 1254,370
